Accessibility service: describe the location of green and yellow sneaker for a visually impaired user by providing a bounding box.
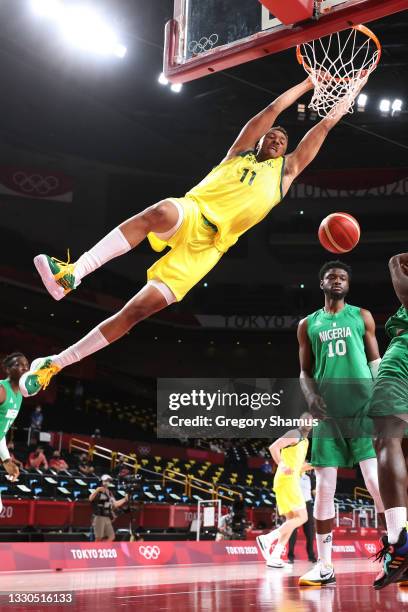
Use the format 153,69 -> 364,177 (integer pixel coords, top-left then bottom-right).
34,252 -> 79,301
19,357 -> 61,398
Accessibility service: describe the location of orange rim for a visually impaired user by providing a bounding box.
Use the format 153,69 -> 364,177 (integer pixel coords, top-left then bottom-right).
296,24 -> 382,82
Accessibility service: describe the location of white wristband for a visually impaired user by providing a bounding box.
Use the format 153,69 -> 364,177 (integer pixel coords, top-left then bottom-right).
0,437 -> 10,462
369,358 -> 382,379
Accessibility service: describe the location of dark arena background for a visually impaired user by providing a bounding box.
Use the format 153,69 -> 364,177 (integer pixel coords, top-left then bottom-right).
0,1 -> 408,610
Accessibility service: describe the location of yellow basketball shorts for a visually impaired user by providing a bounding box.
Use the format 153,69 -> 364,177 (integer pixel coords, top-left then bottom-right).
273,477 -> 305,516
146,197 -> 223,302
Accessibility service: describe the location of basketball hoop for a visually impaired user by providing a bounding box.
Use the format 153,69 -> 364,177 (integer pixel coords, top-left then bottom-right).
296,24 -> 381,118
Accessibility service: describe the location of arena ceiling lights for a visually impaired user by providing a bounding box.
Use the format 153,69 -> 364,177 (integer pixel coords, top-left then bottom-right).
29,0 -> 127,59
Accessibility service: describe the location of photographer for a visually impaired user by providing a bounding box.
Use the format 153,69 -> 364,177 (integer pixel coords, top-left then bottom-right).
89,474 -> 128,541
216,499 -> 249,541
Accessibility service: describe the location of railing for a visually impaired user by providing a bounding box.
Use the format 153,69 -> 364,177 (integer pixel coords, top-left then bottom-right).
68,439 -> 140,473
215,484 -> 243,502
354,486 -> 373,502
69,438 -> 91,456
162,468 -> 189,495
162,470 -> 242,502
353,487 -> 378,527
68,440 -> 246,503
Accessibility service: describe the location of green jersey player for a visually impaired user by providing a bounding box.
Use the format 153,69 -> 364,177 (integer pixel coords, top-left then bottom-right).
0,353 -> 29,511
297,261 -> 384,587
368,253 -> 408,590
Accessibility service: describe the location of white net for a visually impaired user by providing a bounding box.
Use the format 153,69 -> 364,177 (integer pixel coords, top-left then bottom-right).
297,26 -> 381,118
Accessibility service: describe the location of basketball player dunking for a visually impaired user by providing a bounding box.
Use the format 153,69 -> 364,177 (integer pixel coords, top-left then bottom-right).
20,77 -> 368,395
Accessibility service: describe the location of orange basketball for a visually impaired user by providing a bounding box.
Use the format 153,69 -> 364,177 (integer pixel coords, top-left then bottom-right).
318,212 -> 360,254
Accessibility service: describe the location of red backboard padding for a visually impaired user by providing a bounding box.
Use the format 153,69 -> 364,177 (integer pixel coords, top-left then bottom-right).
259,0 -> 314,25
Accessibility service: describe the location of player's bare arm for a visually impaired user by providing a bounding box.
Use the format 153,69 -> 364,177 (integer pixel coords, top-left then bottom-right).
360,308 -> 381,362
389,252 -> 408,308
282,76 -> 369,195
0,386 -> 5,404
282,107 -> 351,195
224,77 -> 313,160
297,318 -> 327,419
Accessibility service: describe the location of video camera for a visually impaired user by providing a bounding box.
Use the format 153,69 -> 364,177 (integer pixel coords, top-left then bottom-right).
120,473 -> 143,496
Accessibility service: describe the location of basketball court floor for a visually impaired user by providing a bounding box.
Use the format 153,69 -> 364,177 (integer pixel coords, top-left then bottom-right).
0,560 -> 407,611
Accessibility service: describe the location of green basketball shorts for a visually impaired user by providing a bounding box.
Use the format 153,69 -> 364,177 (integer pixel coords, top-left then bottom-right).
368,334 -> 408,418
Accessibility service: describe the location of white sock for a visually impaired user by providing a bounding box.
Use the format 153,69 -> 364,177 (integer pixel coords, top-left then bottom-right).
52,327 -> 109,370
385,507 -> 407,544
263,527 -> 280,546
74,227 -> 131,283
270,543 -> 285,559
316,532 -> 333,565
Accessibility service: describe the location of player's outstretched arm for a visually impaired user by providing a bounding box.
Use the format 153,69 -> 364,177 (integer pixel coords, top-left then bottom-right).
283,78 -> 369,191
297,318 -> 327,419
226,77 -> 313,158
389,252 -> 408,308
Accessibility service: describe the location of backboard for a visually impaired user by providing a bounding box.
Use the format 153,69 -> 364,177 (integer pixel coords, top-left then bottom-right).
164,0 -> 407,83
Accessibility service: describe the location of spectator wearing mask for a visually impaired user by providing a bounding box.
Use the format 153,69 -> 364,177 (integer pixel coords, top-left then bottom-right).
261,460 -> 273,474
31,405 -> 44,433
49,450 -> 69,472
89,475 -> 128,541
78,453 -> 95,476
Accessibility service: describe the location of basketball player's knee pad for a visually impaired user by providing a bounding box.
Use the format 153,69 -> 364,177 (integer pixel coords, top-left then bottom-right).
313,467 -> 338,521
147,279 -> 177,305
359,458 -> 385,513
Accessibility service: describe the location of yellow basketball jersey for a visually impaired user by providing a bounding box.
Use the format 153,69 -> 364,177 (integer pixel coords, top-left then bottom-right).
276,437 -> 309,478
186,151 -> 285,253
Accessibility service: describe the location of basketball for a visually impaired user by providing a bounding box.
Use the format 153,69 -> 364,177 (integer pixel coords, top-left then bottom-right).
318,212 -> 360,253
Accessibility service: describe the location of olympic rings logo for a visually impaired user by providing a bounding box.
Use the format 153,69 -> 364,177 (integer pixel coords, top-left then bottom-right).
188,34 -> 219,55
138,446 -> 150,455
139,545 -> 160,560
365,543 -> 377,554
12,172 -> 60,195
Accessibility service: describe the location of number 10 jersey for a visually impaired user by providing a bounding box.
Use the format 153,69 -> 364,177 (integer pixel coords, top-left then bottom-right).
307,304 -> 373,419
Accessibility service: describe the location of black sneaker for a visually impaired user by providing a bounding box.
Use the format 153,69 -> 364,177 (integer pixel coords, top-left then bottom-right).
398,569 -> 408,588
373,528 -> 408,590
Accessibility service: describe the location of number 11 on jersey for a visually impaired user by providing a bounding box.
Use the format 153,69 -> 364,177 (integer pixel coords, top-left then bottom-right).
240,169 -> 257,185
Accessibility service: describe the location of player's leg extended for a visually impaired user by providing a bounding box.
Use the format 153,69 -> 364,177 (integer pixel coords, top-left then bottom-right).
372,415 -> 408,589
267,508 -> 307,568
359,457 -> 385,526
34,199 -> 181,300
303,499 -> 317,562
288,527 -> 297,562
257,479 -> 306,563
19,283 -> 172,397
299,467 -> 337,586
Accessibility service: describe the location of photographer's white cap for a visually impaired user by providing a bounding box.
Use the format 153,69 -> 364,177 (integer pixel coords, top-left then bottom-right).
101,474 -> 113,482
